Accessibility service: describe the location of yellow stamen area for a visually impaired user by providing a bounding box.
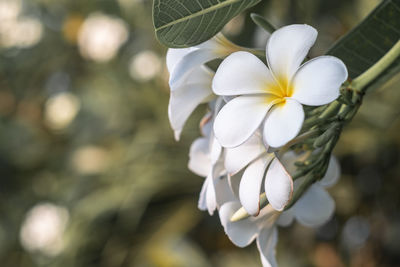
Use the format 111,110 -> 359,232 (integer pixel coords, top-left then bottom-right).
263,75 -> 294,104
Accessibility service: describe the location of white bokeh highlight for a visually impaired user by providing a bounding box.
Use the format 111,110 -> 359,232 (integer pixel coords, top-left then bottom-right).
45,92 -> 80,130
20,203 -> 69,256
78,13 -> 128,62
129,50 -> 162,82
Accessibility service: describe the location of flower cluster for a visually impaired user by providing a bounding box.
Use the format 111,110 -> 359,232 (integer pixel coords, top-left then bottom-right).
166,24 -> 347,266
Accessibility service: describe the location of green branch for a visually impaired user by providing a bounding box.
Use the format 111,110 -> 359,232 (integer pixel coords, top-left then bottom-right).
352,40 -> 400,92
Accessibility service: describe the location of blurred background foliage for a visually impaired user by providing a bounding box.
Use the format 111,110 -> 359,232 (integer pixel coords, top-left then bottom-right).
0,0 -> 399,266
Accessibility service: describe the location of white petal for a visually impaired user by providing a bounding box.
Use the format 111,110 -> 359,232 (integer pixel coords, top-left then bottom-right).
198,177 -> 209,211
166,48 -> 192,73
239,157 -> 271,216
267,24 -> 317,82
213,51 -> 278,96
256,227 -> 278,267
224,133 -> 266,175
214,96 -> 274,148
263,99 -> 304,148
168,84 -> 213,140
185,65 -> 214,86
293,184 -> 335,227
199,112 -> 213,137
208,162 -> 232,212
169,49 -> 218,88
219,201 -> 258,247
265,158 -> 293,211
188,137 -> 211,177
276,210 -> 294,227
210,137 -> 222,164
228,173 -> 241,198
318,156 -> 341,188
214,175 -> 236,207
206,174 -> 217,215
291,56 -> 348,105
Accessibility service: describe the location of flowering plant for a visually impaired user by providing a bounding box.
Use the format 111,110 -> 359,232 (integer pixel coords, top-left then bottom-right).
153,0 -> 400,265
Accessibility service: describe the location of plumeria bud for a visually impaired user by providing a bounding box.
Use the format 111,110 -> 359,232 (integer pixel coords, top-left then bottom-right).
313,123 -> 340,148
230,193 -> 268,222
318,101 -> 342,119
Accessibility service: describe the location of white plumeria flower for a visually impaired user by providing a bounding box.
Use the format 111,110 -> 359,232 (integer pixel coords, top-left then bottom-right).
167,33 -> 241,89
167,51 -> 215,140
219,154 -> 340,267
224,133 -> 293,212
212,24 -> 348,148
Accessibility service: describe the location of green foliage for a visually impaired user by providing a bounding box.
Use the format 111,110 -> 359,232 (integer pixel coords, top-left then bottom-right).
327,0 -> 400,90
152,0 -> 261,47
250,13 -> 276,33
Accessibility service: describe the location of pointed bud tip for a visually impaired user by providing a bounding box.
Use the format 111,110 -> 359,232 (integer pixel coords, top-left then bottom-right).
230,207 -> 250,222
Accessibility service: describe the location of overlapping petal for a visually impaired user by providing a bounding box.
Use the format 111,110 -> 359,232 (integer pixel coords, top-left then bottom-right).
168,83 -> 213,140
228,173 -> 241,197
224,133 -> 266,175
213,51 -> 278,96
205,174 -> 217,215
169,49 -> 219,88
239,157 -> 270,216
198,176 -> 209,211
214,174 -> 236,207
214,95 -> 277,148
266,24 -> 317,83
210,136 -> 222,164
276,210 -> 294,227
263,99 -> 304,148
188,137 -> 211,177
257,227 -> 278,267
291,56 -> 348,105
219,201 -> 259,247
265,158 -> 293,211
166,48 -> 192,73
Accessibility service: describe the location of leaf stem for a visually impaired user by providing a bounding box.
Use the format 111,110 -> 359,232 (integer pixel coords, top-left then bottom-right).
352,40 -> 400,92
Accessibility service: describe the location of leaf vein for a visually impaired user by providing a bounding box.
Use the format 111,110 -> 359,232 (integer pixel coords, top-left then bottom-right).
155,0 -> 248,31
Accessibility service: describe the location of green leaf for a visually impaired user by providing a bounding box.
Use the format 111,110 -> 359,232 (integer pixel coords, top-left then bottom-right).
153,0 -> 261,48
327,0 -> 400,90
250,13 -> 276,33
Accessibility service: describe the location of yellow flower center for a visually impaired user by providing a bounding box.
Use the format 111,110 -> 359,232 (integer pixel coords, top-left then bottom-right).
264,75 -> 294,105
